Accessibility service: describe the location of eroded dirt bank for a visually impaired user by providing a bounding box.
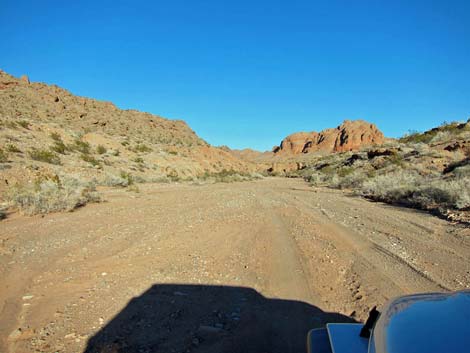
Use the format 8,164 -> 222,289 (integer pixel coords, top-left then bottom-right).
1,178 -> 469,353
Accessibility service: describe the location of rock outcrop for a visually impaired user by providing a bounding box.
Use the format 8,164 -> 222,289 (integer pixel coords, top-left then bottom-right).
274,120 -> 384,155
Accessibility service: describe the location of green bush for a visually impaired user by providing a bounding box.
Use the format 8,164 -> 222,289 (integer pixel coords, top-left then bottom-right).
29,148 -> 61,165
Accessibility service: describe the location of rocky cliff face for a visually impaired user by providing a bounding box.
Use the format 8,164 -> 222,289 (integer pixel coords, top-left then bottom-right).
274,120 -> 384,155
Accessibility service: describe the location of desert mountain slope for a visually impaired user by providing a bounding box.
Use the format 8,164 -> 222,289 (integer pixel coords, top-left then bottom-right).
0,70 -> 255,197
274,120 -> 385,155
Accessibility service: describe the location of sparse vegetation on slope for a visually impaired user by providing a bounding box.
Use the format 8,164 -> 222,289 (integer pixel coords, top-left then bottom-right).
295,122 -> 470,222
400,120 -> 470,144
0,70 -> 255,215
28,148 -> 61,165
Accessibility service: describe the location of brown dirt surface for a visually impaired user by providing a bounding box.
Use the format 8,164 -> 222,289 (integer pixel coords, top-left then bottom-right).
1,178 -> 469,353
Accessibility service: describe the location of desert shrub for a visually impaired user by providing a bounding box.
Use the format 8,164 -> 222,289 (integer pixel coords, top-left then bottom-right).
400,121 -> 465,144
199,170 -> 262,183
306,172 -> 327,185
411,178 -> 470,210
360,170 -> 420,202
50,140 -> 68,154
332,169 -> 370,190
360,170 -> 470,210
168,151 -> 178,155
103,174 -> 130,187
120,171 -> 134,186
453,164 -> 470,178
430,131 -> 452,144
29,148 -> 61,165
133,144 -> 152,153
0,148 -> 8,162
134,157 -> 144,164
6,144 -> 21,153
6,177 -> 101,215
81,154 -> 101,167
0,209 -> 5,220
400,132 -> 431,144
71,139 -> 91,154
337,166 -> 354,178
458,130 -> 470,140
132,175 -> 147,183
408,143 -> 441,158
96,145 -> 107,154
17,120 -> 30,129
50,132 -> 62,141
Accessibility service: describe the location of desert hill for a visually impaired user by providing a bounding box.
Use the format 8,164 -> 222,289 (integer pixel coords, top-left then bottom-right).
273,120 -> 385,155
0,70 -> 257,214
290,120 -> 470,223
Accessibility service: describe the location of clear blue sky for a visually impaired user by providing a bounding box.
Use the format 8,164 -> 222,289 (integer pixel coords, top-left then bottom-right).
1,1 -> 469,151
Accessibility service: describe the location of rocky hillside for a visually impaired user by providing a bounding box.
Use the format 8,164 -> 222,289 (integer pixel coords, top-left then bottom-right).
0,70 -> 256,214
292,120 -> 470,223
273,120 -> 384,155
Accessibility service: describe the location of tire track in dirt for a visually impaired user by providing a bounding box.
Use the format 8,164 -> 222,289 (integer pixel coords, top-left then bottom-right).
1,178 -> 469,353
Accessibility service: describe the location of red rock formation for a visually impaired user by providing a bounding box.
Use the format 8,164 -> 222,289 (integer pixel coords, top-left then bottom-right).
275,120 -> 384,155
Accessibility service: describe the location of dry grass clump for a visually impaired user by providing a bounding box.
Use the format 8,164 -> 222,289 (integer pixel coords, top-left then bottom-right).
29,148 -> 61,165
102,171 -> 135,187
96,145 -> 107,154
199,170 -> 263,183
50,133 -> 69,154
71,139 -> 91,154
361,171 -> 470,211
6,177 -> 101,215
6,144 -> 21,153
131,144 -> 152,153
81,153 -> 101,167
17,120 -> 30,129
0,148 -> 8,162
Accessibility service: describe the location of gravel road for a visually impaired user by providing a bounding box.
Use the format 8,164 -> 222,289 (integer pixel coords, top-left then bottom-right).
1,178 -> 469,353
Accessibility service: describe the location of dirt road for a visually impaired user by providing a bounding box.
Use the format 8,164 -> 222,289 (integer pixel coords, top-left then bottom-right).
1,178 -> 469,353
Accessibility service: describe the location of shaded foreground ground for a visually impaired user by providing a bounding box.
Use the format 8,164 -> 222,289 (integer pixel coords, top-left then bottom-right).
1,178 -> 469,353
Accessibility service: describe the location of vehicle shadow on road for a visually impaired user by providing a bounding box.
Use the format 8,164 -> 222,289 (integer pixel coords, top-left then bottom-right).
84,284 -> 356,353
